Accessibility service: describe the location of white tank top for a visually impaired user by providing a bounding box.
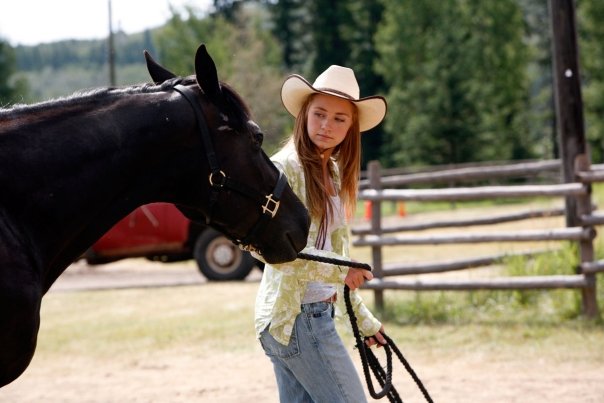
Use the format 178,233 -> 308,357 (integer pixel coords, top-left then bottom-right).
302,195 -> 343,304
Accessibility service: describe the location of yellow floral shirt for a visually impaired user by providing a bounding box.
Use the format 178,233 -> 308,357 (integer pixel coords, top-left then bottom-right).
254,143 -> 382,346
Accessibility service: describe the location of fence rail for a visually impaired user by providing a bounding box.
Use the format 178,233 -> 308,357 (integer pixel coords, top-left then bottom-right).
359,183 -> 586,202
359,159 -> 562,189
382,249 -> 553,275
354,227 -> 595,246
363,275 -> 588,291
352,207 -> 565,235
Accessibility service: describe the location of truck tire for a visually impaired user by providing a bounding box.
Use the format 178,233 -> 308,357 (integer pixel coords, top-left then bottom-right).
193,228 -> 256,281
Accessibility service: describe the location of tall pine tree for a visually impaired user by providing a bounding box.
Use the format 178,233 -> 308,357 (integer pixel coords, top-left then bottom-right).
376,0 -> 531,167
578,0 -> 604,163
344,0 -> 386,165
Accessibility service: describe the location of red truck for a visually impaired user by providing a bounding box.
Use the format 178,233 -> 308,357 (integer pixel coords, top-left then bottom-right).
84,203 -> 263,280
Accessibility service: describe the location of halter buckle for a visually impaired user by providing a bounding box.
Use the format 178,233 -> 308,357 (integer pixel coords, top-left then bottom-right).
240,244 -> 260,253
208,170 -> 226,187
262,194 -> 280,218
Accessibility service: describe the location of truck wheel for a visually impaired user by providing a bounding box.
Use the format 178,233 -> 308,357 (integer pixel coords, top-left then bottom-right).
194,228 -> 256,281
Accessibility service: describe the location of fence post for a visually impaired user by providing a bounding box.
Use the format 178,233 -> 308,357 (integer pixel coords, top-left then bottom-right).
549,0 -> 599,317
368,160 -> 384,310
575,155 -> 599,317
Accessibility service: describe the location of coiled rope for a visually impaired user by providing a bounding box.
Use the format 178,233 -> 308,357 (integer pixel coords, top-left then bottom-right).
297,252 -> 434,403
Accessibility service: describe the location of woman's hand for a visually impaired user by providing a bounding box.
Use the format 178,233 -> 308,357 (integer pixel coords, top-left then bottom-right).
344,267 -> 373,290
365,326 -> 387,348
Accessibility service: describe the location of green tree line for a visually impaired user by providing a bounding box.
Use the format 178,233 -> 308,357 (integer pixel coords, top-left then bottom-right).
1,0 -> 603,167
14,30 -> 156,70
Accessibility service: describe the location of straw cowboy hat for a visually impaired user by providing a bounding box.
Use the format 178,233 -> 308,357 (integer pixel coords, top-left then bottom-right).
281,65 -> 387,132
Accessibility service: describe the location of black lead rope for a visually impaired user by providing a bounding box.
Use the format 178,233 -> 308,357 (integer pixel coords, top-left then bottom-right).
297,252 -> 434,403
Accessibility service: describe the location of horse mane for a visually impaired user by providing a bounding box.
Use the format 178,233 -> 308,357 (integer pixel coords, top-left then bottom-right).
0,76 -> 252,127
0,77 -> 192,117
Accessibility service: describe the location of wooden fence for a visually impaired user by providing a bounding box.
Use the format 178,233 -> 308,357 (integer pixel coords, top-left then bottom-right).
352,159 -> 603,317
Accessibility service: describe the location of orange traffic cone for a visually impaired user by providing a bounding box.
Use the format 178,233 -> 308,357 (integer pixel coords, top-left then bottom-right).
364,201 -> 372,221
398,201 -> 406,217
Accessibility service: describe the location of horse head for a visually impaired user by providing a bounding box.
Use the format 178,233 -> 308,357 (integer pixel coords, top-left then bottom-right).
144,44 -> 309,264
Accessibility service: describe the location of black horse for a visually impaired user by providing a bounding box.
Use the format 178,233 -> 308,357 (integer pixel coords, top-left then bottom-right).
0,44 -> 309,387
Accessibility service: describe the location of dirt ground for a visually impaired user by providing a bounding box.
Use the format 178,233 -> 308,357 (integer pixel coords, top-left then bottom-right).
2,257 -> 604,402
5,340 -> 604,403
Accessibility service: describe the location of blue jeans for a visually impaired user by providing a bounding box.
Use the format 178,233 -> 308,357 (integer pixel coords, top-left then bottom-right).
259,301 -> 368,403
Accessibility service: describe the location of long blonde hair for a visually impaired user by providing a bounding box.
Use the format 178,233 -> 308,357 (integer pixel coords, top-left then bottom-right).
288,94 -> 361,245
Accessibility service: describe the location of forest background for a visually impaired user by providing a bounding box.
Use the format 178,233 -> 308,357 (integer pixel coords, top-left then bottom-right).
1,0 -> 604,169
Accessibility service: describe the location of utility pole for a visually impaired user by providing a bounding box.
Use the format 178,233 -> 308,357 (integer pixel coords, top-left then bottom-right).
549,0 -> 598,317
108,0 -> 116,86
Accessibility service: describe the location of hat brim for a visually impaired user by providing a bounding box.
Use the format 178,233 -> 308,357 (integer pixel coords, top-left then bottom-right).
281,74 -> 387,132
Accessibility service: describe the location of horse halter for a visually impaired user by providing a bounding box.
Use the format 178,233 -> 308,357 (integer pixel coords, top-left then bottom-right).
173,84 -> 288,253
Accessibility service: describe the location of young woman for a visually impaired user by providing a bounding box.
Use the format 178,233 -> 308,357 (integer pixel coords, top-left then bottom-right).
255,65 -> 388,403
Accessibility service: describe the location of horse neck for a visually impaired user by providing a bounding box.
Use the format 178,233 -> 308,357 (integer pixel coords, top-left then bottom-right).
0,89 -> 202,290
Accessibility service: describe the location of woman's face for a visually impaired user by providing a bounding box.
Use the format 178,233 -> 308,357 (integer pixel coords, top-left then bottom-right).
306,94 -> 354,153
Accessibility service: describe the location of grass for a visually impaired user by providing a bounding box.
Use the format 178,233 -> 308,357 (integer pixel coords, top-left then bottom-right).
35,283 -> 604,371
36,283 -> 259,357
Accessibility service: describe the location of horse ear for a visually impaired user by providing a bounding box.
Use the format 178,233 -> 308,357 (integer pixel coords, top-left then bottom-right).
144,50 -> 176,84
195,44 -> 222,98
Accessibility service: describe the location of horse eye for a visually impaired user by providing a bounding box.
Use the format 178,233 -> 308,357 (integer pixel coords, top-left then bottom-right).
247,120 -> 263,147
255,131 -> 264,146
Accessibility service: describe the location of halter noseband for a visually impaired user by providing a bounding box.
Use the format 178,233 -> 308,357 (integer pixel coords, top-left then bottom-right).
173,84 -> 288,253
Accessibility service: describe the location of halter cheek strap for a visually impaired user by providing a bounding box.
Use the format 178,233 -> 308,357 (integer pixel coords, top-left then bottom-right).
173,84 -> 286,251
238,169 -> 287,248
